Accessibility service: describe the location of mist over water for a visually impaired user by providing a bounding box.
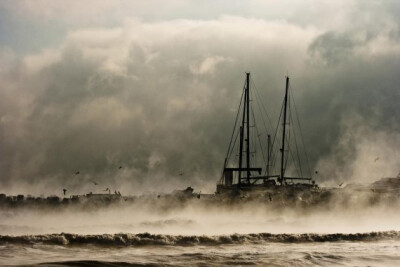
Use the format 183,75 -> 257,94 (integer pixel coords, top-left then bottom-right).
1,197 -> 400,266
1,191 -> 400,236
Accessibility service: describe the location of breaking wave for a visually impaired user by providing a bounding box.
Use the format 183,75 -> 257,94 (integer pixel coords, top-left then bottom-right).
0,231 -> 399,247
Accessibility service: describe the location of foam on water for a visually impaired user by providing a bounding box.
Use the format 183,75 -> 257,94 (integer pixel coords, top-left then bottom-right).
1,231 -> 399,247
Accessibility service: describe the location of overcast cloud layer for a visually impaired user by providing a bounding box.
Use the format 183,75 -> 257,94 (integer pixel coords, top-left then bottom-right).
0,1 -> 399,195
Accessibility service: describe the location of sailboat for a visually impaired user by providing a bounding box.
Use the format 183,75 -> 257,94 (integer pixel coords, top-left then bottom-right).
216,73 -> 317,195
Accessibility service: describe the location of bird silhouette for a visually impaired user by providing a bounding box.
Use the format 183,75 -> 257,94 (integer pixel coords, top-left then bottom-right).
75,171 -> 80,175
89,180 -> 99,186
179,172 -> 184,176
119,166 -> 122,169
103,188 -> 111,194
374,157 -> 380,162
339,182 -> 344,187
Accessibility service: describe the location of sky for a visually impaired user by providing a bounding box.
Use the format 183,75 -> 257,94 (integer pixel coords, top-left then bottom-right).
0,0 -> 399,195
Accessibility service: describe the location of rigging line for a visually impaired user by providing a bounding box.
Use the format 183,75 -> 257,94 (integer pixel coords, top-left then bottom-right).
254,95 -> 271,171
270,126 -> 282,168
223,82 -> 246,163
226,116 -> 240,168
271,97 -> 284,150
285,104 -> 301,179
227,125 -> 240,163
253,123 -> 257,166
290,151 -> 301,182
253,84 -> 270,138
289,84 -> 312,176
288,145 -> 301,179
284,100 -> 301,178
249,83 -> 265,166
284,116 -> 291,176
248,77 -> 270,151
289,96 -> 304,177
249,87 -> 256,166
250,76 -> 274,132
250,78 -> 272,127
220,80 -> 246,183
269,98 -> 285,175
251,104 -> 267,170
267,99 -> 284,175
251,89 -> 261,168
286,121 -> 302,179
270,140 -> 279,172
282,125 -> 302,179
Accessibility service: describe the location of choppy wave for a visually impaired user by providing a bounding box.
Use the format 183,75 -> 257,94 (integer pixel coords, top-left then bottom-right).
0,231 -> 399,247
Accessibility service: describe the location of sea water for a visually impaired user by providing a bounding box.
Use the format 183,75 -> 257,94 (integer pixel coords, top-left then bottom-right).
1,199 -> 399,266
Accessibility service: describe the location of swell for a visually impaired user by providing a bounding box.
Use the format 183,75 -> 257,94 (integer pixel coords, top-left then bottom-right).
0,231 -> 399,247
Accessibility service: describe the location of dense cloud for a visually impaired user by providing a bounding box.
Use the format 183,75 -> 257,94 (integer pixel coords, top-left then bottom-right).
0,1 -> 399,195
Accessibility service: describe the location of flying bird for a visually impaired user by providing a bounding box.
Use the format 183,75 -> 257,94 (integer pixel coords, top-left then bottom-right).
119,166 -> 123,169
374,157 -> 380,162
89,180 -> 99,186
179,172 -> 184,176
75,171 -> 80,175
339,182 -> 344,187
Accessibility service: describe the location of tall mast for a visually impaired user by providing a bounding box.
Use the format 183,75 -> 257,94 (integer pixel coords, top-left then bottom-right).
267,134 -> 271,177
246,73 -> 251,183
238,74 -> 248,184
238,126 -> 244,183
280,76 -> 289,185
221,72 -> 262,189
